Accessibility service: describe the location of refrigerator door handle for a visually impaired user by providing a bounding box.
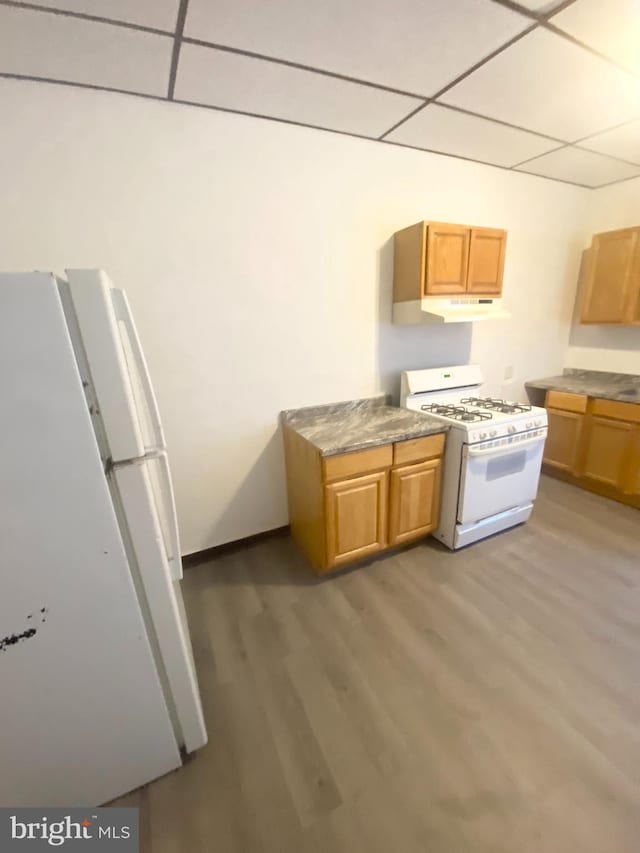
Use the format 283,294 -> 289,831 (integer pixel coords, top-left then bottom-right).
113,449 -> 183,581
110,288 -> 166,452
155,449 -> 183,581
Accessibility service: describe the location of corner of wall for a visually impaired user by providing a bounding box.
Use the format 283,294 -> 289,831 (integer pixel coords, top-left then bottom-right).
565,177 -> 640,375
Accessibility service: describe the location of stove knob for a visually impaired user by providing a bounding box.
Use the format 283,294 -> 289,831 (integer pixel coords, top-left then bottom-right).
479,431 -> 487,439
489,429 -> 497,437
508,425 -> 517,434
526,421 -> 533,429
535,418 -> 541,427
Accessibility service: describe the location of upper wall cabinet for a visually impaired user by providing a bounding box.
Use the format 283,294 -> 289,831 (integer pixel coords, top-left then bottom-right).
425,223 -> 470,295
392,220 -> 508,324
580,226 -> 640,325
467,227 -> 507,295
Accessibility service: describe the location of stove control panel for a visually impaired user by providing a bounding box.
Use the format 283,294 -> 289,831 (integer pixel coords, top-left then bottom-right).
467,426 -> 548,448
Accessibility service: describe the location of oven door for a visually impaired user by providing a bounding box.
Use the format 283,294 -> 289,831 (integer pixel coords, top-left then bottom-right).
458,433 -> 546,524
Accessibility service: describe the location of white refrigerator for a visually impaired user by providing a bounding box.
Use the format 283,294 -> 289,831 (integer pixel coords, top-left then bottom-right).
0,270 -> 207,807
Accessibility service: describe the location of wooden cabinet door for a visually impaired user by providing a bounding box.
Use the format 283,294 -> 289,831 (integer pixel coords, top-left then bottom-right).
389,459 -> 442,546
581,417 -> 636,490
325,471 -> 387,568
425,223 -> 469,295
543,408 -> 584,473
467,228 -> 506,295
581,228 -> 640,324
629,430 -> 640,495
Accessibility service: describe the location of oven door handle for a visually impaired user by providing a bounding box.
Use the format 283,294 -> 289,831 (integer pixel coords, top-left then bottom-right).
467,433 -> 547,458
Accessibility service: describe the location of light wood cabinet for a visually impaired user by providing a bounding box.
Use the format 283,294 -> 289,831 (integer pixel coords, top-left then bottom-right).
543,391 -> 640,508
425,223 -> 469,295
389,458 -> 441,546
543,392 -> 587,473
393,220 -> 507,304
283,428 -> 446,574
631,431 -> 640,496
325,471 -> 388,567
543,408 -> 584,473
467,228 -> 507,295
581,417 -> 636,490
580,227 -> 640,325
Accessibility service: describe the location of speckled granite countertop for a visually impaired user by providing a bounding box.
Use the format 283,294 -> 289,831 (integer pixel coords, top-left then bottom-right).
281,396 -> 448,456
525,368 -> 640,403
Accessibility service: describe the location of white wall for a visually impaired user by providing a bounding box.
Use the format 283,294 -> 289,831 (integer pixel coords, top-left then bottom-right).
0,80 -> 590,552
567,177 -> 640,374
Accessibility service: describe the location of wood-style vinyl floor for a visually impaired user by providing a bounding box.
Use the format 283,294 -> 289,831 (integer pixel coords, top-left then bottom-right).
112,476 -> 640,852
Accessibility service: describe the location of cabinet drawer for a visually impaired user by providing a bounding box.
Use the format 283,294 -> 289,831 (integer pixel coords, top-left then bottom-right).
393,433 -> 445,465
323,444 -> 393,482
591,398 -> 640,423
545,390 -> 588,413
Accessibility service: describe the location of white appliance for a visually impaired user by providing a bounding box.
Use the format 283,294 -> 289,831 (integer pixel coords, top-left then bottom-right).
393,296 -> 511,324
401,365 -> 548,549
0,270 -> 207,807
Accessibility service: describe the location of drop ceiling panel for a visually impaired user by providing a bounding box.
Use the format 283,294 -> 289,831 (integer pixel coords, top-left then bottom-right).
579,119 -> 640,164
0,6 -> 173,95
174,44 -> 422,137
184,0 -> 531,96
10,0 -> 180,31
514,146 -> 640,187
514,0 -> 567,11
439,28 -> 640,141
550,0 -> 640,74
387,104 -> 559,166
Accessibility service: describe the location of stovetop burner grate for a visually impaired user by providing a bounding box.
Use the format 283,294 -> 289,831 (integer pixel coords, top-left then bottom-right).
421,403 -> 492,423
461,397 -> 532,415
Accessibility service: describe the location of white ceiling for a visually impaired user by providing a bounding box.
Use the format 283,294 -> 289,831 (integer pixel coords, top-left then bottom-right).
175,43 -> 422,137
438,28 -> 640,142
184,0 -> 531,96
7,0 -> 181,31
2,0 -> 640,189
514,145 -> 640,186
0,5 -> 172,96
551,0 -> 640,75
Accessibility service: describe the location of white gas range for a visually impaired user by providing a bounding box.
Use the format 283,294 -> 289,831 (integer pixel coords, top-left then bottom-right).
401,365 -> 548,550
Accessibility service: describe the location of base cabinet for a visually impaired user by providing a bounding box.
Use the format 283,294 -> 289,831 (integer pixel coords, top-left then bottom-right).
325,471 -> 388,567
631,433 -> 640,496
543,392 -> 640,507
389,459 -> 442,546
543,408 -> 584,473
283,429 -> 445,574
582,417 -> 635,490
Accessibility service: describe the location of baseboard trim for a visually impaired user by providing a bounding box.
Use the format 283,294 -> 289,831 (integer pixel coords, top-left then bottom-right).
182,525 -> 291,568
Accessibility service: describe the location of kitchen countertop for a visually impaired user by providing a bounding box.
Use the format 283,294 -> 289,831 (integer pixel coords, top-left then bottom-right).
281,396 -> 448,456
525,368 -> 640,403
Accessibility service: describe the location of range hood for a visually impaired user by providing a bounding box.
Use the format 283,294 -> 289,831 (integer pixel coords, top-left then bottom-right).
392,296 -> 511,324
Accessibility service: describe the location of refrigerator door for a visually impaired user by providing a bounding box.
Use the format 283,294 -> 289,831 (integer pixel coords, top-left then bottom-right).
0,273 -> 182,807
65,273 -> 182,572
64,269 -> 205,752
65,269 -> 166,462
112,455 -> 207,754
